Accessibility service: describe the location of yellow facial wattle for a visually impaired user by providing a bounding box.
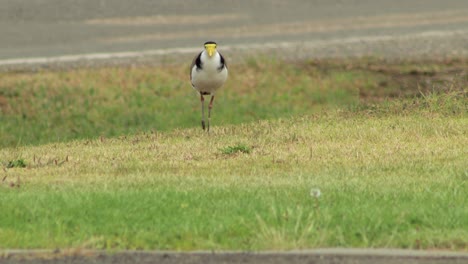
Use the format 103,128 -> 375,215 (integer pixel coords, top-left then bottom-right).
204,44 -> 217,57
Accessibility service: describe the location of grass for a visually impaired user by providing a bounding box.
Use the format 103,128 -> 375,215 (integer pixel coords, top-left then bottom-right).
1,89 -> 467,250
6,159 -> 27,169
0,57 -> 467,251
220,144 -> 251,155
1,57 -> 465,148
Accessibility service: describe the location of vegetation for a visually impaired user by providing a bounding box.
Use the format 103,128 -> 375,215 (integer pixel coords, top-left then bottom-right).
6,159 -> 27,168
0,57 -> 466,250
220,144 -> 251,155
1,57 -> 465,148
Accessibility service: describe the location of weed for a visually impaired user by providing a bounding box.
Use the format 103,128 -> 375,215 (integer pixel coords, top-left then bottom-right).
220,144 -> 251,155
6,159 -> 26,168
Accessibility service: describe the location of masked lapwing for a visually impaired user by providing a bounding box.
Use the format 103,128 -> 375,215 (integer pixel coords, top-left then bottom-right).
190,41 -> 228,131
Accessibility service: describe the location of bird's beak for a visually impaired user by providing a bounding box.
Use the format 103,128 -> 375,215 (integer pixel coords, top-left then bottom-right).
205,44 -> 216,57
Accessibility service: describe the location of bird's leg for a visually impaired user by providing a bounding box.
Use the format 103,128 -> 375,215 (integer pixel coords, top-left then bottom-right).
200,94 -> 206,130
207,95 -> 215,132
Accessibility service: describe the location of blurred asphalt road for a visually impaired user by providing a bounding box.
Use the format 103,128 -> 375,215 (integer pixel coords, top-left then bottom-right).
2,249 -> 468,264
1,0 -> 467,70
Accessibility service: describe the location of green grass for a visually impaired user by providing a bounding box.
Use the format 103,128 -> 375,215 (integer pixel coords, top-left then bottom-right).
2,57 -> 465,148
6,159 -> 27,168
220,144 -> 251,155
1,87 -> 467,250
0,57 -> 466,250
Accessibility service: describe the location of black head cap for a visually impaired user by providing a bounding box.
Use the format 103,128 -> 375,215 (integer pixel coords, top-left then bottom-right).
204,41 -> 217,45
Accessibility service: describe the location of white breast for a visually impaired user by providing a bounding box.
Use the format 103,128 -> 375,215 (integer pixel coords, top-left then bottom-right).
191,51 -> 228,95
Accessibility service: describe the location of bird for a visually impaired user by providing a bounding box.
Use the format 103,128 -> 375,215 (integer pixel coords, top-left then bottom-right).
190,41 -> 228,132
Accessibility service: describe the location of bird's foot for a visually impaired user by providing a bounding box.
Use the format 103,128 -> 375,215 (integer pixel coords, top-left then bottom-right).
201,120 -> 206,130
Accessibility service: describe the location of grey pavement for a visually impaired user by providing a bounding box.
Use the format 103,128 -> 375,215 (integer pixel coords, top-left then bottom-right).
0,0 -> 467,71
1,249 -> 468,264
